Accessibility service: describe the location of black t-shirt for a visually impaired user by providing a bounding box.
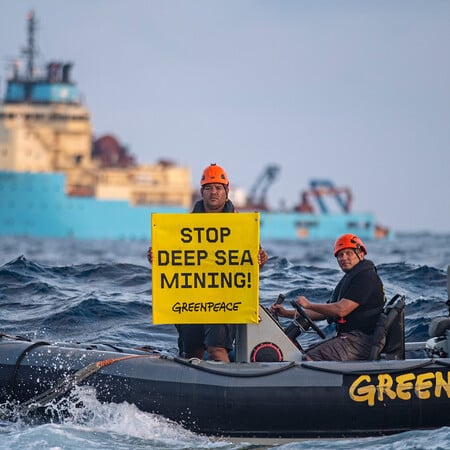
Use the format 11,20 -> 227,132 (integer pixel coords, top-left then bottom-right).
333,259 -> 385,335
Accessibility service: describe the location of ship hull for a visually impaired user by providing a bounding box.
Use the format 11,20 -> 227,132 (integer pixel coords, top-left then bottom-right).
0,171 -> 380,241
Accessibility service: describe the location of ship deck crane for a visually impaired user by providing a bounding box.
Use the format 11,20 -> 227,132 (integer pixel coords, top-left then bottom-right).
246,165 -> 280,210
295,179 -> 352,214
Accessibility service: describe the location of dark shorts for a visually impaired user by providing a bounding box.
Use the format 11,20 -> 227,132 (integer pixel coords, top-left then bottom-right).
306,330 -> 373,361
175,324 -> 205,356
175,324 -> 236,355
204,324 -> 236,351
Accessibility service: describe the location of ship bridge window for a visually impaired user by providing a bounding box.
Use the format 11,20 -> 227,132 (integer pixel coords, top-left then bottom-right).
295,221 -> 319,228
347,221 -> 371,229
24,113 -> 45,120
0,112 -> 16,120
72,114 -> 89,121
49,113 -> 68,121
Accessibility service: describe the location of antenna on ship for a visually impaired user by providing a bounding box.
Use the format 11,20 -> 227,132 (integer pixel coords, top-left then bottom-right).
23,10 -> 36,80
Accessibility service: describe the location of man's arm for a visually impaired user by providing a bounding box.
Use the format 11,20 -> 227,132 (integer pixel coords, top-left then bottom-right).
297,296 -> 359,320
258,247 -> 268,268
147,246 -> 153,264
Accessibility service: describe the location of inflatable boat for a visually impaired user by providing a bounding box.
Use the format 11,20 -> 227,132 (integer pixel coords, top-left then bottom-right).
1,270 -> 449,440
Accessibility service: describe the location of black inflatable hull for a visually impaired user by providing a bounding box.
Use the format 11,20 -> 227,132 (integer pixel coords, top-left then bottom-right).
1,339 -> 449,439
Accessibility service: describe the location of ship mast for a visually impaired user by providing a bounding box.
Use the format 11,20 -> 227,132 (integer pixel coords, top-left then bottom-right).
24,10 -> 36,80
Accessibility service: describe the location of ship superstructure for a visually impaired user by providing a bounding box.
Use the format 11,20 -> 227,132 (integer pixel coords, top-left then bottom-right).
0,10 -> 192,210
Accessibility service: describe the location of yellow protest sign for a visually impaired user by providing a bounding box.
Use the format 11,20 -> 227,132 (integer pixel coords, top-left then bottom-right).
151,212 -> 260,324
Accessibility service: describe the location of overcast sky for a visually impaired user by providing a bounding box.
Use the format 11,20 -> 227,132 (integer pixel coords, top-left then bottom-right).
1,1 -> 449,233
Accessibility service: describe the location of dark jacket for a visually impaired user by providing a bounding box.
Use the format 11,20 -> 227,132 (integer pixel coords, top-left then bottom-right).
328,259 -> 385,335
191,199 -> 235,213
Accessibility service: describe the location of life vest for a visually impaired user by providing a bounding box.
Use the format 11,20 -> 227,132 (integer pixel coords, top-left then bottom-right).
328,259 -> 385,333
191,199 -> 236,213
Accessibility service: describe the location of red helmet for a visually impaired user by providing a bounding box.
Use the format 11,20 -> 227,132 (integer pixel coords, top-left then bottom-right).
333,234 -> 367,257
200,163 -> 229,186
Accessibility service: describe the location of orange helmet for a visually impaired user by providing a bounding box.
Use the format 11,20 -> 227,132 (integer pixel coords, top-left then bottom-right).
200,163 -> 229,186
333,234 -> 367,257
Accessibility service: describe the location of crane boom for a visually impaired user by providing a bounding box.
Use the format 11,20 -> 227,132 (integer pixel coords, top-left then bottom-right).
246,165 -> 280,210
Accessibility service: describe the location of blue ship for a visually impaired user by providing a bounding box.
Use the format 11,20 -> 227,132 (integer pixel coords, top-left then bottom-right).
0,11 -> 389,242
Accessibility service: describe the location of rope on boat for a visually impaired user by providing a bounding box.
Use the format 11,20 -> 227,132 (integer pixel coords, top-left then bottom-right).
10,341 -> 51,389
434,359 -> 450,368
15,353 -> 151,416
0,333 -> 32,342
172,356 -> 296,377
173,357 -> 444,378
299,359 -> 437,376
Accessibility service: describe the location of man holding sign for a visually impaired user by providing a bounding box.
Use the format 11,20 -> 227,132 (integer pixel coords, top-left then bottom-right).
148,163 -> 268,362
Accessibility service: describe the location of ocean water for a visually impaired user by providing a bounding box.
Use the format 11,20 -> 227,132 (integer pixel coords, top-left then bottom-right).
1,233 -> 450,450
